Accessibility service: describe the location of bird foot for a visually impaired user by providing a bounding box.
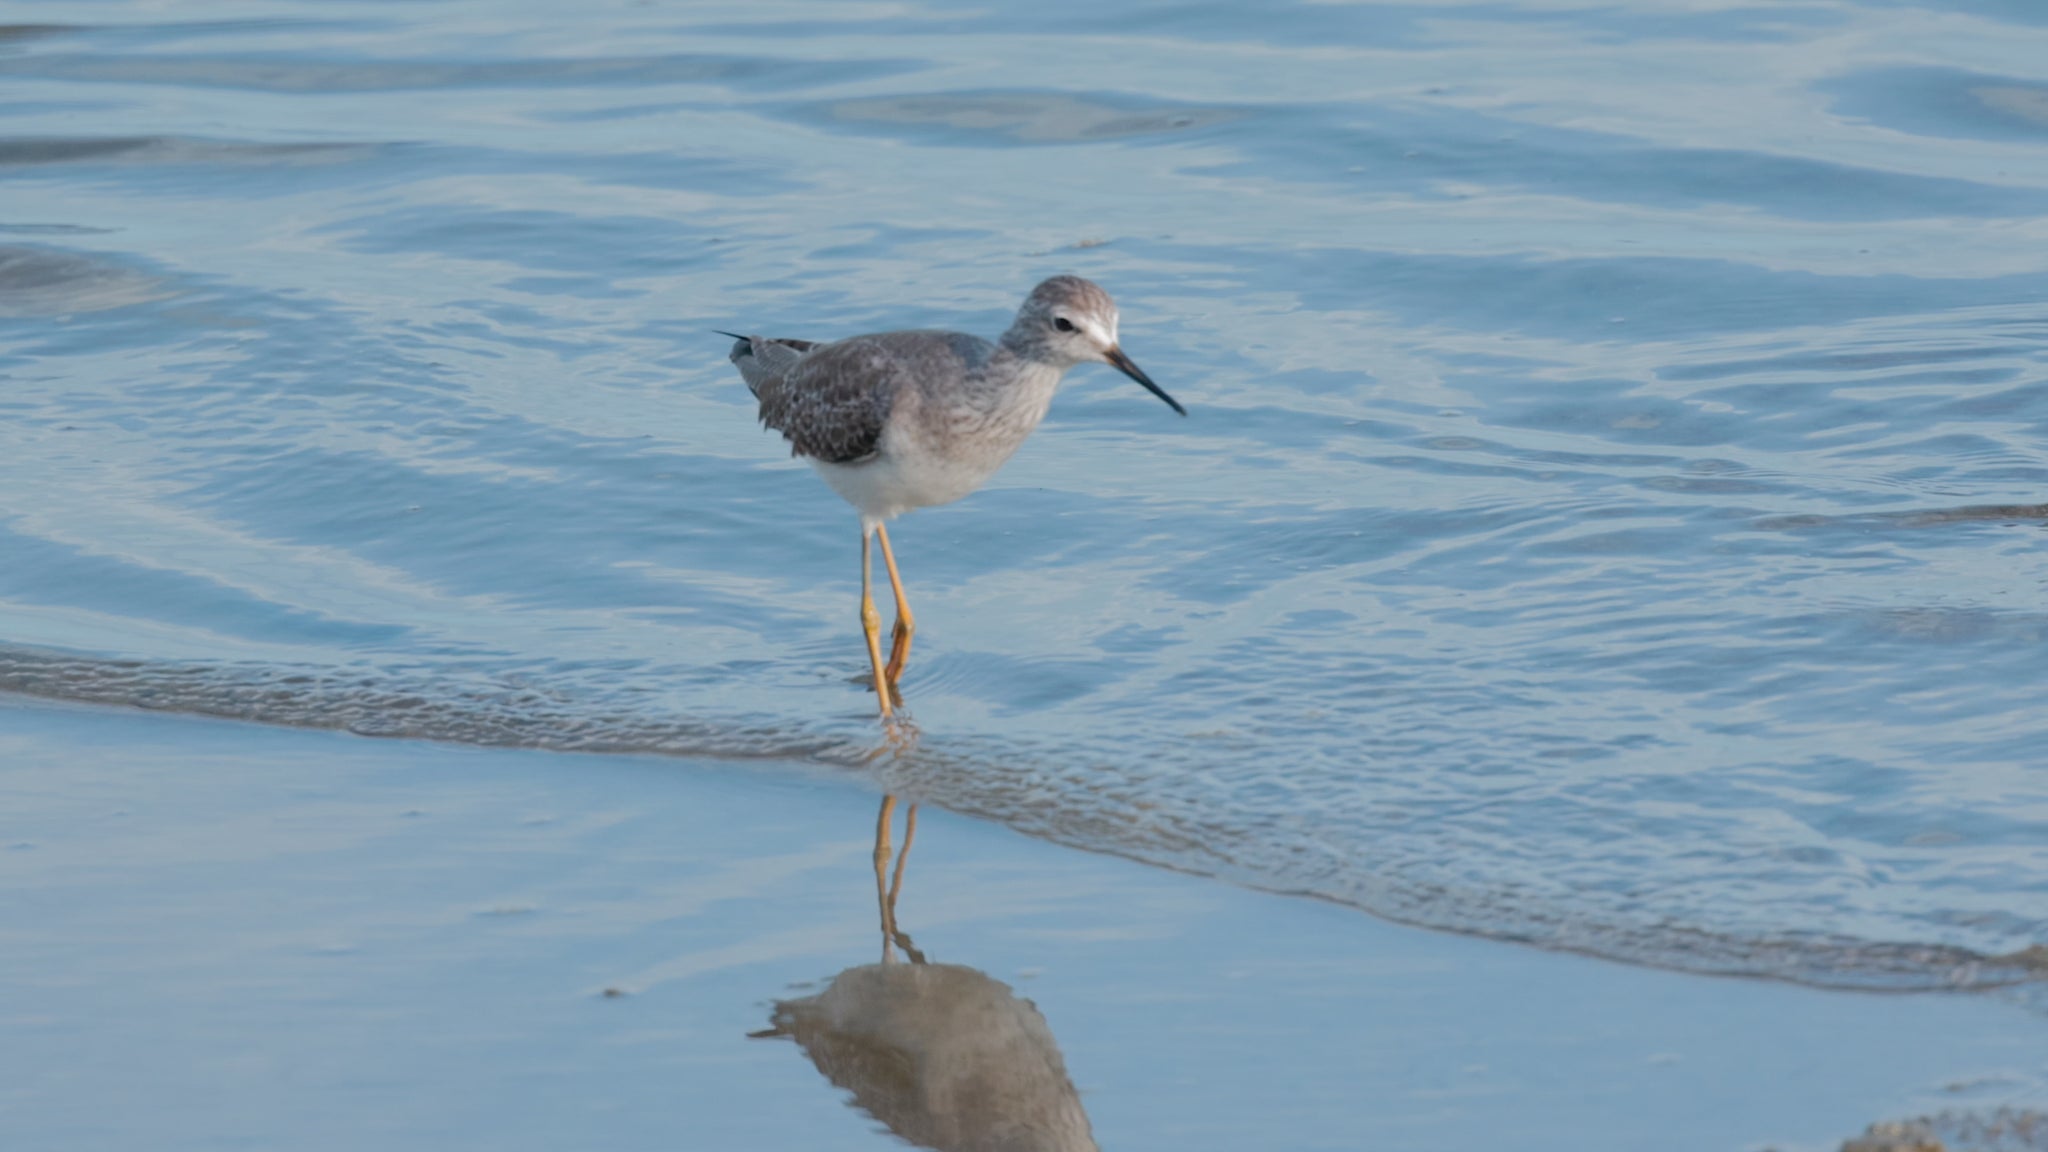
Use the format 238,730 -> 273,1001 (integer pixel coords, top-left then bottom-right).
858,716 -> 919,760
890,929 -> 927,965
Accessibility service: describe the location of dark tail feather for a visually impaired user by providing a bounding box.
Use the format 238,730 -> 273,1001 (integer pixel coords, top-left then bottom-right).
714,330 -> 755,361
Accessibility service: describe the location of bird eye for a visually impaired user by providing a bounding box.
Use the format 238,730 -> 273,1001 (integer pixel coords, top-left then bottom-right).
1053,317 -> 1075,332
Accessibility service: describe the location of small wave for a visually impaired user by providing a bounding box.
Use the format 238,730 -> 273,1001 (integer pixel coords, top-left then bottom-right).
0,51 -> 912,94
0,244 -> 167,316
1755,502 -> 2048,531
0,646 -> 848,762
0,135 -> 375,168
804,91 -> 1245,145
2,644 -> 2041,1003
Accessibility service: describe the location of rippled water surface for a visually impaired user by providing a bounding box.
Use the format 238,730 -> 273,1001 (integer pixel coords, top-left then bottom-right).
4,0 -> 2047,992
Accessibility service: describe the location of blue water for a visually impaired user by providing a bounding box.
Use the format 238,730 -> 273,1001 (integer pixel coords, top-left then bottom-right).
3,0 -> 2046,993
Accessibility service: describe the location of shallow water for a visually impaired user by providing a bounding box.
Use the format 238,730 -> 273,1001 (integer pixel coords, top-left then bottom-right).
15,698 -> 2048,1152
3,0 -> 2047,993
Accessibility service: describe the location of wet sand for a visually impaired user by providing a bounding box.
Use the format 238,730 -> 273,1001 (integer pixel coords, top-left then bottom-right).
3,696 -> 2043,1152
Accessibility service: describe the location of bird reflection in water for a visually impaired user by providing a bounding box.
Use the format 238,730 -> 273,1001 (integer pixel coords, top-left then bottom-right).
752,796 -> 1099,1152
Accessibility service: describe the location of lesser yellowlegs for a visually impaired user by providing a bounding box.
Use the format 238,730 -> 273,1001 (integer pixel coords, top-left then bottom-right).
723,276 -> 1183,721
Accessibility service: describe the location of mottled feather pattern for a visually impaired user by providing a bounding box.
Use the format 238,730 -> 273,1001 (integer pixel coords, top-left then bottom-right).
737,330 -> 996,466
720,277 -> 1174,724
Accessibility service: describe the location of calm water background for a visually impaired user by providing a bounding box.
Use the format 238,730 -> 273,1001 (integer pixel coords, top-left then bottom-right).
3,0 -> 2047,993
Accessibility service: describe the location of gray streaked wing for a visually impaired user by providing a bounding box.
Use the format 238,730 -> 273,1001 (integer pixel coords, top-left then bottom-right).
749,335 -> 902,465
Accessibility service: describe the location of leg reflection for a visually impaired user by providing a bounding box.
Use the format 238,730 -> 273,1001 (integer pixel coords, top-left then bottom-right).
871,793 -> 925,965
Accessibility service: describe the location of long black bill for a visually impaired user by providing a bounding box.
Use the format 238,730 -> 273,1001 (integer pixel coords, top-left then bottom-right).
1106,345 -> 1186,416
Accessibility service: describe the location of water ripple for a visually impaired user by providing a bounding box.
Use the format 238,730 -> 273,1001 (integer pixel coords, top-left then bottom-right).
3,0 -> 2047,998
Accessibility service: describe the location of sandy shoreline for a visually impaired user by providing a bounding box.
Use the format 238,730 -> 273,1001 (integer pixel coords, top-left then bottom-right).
3,696 -> 2042,1151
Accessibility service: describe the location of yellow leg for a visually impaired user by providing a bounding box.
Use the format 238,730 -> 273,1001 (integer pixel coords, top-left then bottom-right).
860,528 -> 895,718
876,523 -> 915,690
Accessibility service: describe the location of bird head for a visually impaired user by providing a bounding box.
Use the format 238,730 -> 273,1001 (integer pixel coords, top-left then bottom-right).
1013,276 -> 1185,416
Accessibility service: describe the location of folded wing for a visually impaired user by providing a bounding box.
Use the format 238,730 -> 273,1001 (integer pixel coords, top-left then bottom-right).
732,335 -> 897,465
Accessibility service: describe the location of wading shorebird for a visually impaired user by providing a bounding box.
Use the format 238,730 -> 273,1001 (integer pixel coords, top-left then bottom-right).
723,276 -> 1183,722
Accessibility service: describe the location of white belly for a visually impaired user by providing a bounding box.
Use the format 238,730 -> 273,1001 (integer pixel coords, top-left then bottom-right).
806,360 -> 1062,526
812,425 -> 1009,525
